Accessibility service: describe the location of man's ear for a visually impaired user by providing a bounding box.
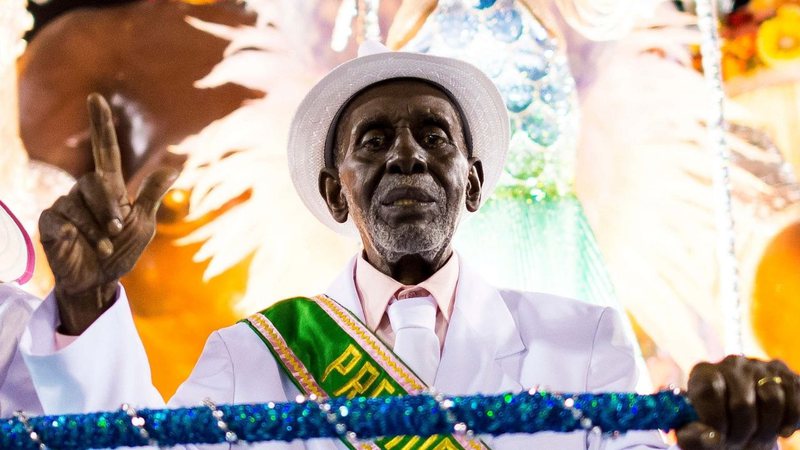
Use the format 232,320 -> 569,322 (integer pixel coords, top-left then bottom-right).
319,168 -> 349,223
465,157 -> 483,213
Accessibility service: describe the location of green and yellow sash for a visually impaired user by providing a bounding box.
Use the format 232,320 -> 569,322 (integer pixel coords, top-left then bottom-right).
242,295 -> 489,450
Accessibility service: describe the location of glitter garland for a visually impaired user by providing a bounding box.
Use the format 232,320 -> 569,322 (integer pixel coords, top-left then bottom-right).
1,390 -> 697,450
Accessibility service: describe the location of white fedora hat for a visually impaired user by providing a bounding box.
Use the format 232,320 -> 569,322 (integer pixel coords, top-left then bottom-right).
287,42 -> 510,235
0,200 -> 34,285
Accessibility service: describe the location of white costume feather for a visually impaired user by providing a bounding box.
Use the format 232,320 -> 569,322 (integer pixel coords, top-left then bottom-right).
169,1 -> 355,314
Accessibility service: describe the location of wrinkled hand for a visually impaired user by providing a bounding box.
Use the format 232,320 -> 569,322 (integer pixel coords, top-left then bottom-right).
677,355 -> 799,450
39,93 -> 177,335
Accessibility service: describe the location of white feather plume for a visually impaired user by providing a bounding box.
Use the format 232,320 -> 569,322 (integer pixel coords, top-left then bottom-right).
170,0 -> 355,312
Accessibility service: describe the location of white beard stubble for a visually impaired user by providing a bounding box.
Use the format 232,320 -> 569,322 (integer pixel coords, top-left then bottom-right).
344,174 -> 465,264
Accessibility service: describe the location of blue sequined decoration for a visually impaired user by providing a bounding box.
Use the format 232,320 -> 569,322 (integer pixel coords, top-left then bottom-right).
0,391 -> 698,450
472,0 -> 497,9
400,0 -> 625,310
404,0 -> 576,197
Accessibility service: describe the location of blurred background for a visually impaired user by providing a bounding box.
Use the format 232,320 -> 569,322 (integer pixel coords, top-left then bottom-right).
1,0 -> 799,444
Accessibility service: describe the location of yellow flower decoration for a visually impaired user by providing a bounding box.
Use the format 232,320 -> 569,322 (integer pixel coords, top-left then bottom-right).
756,4 -> 800,66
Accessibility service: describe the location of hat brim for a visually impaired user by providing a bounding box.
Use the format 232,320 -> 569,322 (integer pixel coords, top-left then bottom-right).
0,200 -> 34,285
288,51 -> 509,236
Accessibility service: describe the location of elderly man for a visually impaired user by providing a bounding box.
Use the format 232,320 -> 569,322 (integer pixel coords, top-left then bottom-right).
19,45 -> 799,450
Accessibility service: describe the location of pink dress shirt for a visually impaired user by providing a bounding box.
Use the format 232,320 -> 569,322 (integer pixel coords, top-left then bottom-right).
55,332 -> 77,349
353,253 -> 459,350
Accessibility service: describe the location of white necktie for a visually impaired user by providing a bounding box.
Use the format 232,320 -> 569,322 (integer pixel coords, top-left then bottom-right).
387,295 -> 440,387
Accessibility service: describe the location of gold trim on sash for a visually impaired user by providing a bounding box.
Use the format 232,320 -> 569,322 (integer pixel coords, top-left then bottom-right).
314,294 -> 426,393
244,296 -> 490,450
246,313 -> 326,398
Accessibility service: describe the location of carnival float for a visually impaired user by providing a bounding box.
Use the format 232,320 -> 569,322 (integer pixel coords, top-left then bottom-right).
1,0 -> 799,447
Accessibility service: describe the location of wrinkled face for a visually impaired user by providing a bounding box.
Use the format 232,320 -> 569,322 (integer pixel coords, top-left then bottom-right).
322,79 -> 482,263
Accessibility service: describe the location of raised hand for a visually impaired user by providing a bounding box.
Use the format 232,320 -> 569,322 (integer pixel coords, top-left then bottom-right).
39,93 -> 177,335
678,355 -> 800,450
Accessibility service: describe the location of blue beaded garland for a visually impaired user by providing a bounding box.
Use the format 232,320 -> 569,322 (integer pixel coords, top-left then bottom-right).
0,391 -> 699,450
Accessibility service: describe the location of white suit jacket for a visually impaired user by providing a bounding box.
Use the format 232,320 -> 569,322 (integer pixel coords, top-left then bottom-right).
19,257 -> 671,449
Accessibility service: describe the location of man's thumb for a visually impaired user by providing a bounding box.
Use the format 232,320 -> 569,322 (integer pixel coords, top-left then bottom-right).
135,168 -> 179,216
676,422 -> 723,450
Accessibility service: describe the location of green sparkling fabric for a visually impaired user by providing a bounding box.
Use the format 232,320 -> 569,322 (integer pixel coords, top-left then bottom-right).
455,194 -> 616,306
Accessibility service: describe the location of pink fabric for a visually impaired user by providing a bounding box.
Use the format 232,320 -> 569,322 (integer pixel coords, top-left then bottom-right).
54,332 -> 78,350
354,253 -> 459,349
395,287 -> 431,300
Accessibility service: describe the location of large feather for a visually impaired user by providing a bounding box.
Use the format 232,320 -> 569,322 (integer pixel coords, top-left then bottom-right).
169,0 -> 356,312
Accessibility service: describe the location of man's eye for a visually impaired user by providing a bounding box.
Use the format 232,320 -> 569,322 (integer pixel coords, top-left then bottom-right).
422,133 -> 447,147
359,132 -> 387,150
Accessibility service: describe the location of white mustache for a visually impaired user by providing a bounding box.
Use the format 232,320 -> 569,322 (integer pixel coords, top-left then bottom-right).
373,175 -> 444,203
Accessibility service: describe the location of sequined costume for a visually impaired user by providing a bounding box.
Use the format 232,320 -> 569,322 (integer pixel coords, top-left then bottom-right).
402,0 -> 616,305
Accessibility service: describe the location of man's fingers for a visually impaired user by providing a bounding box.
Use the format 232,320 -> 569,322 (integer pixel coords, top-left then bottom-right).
719,356 -> 757,445
76,173 -> 127,236
87,93 -> 126,192
49,194 -> 113,258
39,208 -> 81,269
134,168 -> 178,216
676,422 -> 722,450
686,356 -> 798,450
40,207 -> 77,245
687,362 -> 729,436
753,370 -> 786,444
88,93 -> 122,173
768,360 -> 800,437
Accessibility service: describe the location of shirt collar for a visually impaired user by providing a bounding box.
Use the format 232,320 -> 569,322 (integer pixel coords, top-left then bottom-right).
354,252 -> 460,332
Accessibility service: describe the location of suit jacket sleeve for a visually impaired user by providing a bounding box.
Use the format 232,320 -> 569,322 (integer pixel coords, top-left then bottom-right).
19,285 -> 242,413
19,286 -> 165,414
168,330 -> 235,407
586,307 -> 673,450
19,286 -> 303,450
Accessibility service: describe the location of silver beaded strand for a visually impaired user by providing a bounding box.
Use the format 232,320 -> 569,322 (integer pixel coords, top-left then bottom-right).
313,394 -> 362,446
121,403 -> 157,446
433,390 -> 475,441
695,0 -> 743,354
14,411 -> 46,450
202,398 -> 239,444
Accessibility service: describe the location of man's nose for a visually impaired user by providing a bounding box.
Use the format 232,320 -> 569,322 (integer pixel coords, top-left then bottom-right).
386,128 -> 427,175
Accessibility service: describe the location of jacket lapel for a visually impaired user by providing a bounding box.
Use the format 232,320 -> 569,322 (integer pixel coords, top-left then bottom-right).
433,260 -> 526,395
323,256 -> 366,322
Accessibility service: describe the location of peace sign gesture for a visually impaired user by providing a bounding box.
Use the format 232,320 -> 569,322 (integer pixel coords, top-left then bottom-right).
39,94 -> 177,335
